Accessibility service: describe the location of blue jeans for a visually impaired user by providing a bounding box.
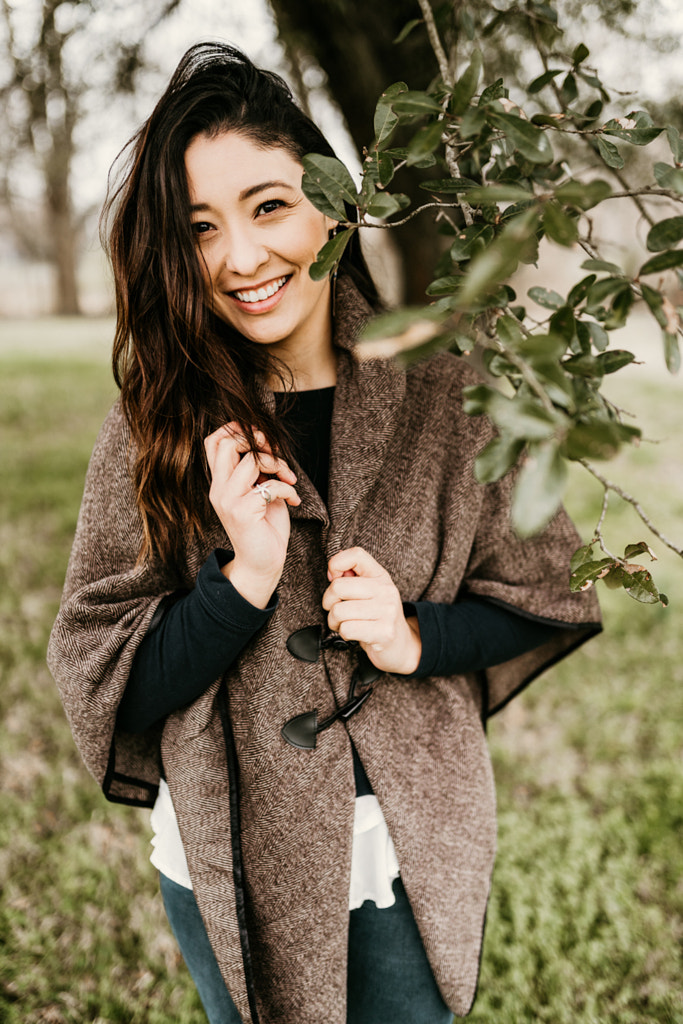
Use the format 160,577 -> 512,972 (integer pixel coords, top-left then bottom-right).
160,873 -> 453,1024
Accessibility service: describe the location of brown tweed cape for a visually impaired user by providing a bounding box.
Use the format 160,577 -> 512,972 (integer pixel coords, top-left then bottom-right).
48,279 -> 601,1022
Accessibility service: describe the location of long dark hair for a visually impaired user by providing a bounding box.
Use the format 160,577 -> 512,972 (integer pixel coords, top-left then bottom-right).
102,42 -> 379,565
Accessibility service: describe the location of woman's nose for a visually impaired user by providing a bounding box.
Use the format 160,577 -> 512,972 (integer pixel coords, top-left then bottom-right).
219,225 -> 269,278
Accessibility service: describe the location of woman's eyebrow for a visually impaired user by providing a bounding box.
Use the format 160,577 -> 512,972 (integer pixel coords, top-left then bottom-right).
239,180 -> 297,201
189,181 -> 297,213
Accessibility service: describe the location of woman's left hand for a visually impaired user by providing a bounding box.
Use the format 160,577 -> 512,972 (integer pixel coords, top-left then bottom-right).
322,547 -> 422,675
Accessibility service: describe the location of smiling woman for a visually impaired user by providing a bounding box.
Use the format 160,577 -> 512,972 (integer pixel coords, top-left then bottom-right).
47,41 -> 601,1024
185,132 -> 337,385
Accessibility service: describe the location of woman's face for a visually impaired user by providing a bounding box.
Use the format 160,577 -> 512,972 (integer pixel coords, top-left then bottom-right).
184,130 -> 336,358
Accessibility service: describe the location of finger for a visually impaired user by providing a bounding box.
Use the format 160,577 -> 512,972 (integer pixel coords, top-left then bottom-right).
327,546 -> 386,582
205,424 -> 275,475
329,618 -> 391,648
248,479 -> 301,508
321,576 -> 378,610
229,450 -> 297,492
326,598 -> 387,631
204,423 -> 248,477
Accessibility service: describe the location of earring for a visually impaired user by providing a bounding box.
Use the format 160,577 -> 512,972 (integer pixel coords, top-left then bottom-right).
328,224 -> 339,318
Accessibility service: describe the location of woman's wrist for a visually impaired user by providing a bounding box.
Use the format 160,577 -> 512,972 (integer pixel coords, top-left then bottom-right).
402,615 -> 422,674
221,558 -> 281,610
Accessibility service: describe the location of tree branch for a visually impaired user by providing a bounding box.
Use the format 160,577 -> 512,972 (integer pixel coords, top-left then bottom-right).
361,200 -> 464,227
580,460 -> 683,558
416,0 -> 452,87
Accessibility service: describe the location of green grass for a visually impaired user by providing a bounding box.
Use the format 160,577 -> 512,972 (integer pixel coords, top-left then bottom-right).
1,322 -> 682,1022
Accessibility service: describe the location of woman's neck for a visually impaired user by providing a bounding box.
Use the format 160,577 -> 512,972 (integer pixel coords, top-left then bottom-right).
269,333 -> 337,392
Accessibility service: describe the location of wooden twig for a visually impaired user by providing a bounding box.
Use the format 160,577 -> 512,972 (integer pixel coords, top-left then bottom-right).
580,459 -> 683,558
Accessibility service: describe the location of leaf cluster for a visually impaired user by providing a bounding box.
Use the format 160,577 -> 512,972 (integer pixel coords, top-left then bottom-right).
301,0 -> 683,603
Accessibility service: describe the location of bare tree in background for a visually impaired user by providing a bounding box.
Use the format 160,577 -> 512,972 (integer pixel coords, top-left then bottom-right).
0,0 -> 182,316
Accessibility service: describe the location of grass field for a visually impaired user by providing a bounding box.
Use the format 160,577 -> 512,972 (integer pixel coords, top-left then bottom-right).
1,318 -> 682,1023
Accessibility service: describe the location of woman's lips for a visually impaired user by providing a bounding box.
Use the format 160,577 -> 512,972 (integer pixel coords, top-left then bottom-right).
228,275 -> 291,313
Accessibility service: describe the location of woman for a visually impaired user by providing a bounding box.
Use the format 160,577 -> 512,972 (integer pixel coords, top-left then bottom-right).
48,42 -> 601,1024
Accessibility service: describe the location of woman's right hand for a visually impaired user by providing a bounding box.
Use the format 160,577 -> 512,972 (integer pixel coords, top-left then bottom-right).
204,423 -> 300,608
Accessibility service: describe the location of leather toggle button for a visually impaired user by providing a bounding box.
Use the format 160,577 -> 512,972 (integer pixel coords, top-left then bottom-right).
281,710 -> 319,749
286,625 -> 323,662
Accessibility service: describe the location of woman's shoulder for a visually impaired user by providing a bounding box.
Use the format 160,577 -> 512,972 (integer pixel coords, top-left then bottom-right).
83,397 -> 135,492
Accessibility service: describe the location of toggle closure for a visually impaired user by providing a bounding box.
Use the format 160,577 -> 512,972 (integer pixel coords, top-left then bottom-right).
282,626 -> 379,749
286,625 -> 358,662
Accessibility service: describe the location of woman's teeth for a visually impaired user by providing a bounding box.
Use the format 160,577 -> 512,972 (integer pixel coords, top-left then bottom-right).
233,276 -> 288,304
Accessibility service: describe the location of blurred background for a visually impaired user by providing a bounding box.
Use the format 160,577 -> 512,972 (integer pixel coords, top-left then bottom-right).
1,1 -> 683,1021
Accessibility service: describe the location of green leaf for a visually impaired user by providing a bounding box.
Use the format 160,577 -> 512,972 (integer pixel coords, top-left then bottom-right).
543,201 -> 579,246
549,306 -> 576,343
450,223 -> 495,262
666,124 -> 683,163
570,542 -> 596,572
488,110 -> 553,164
563,420 -> 640,460
463,185 -> 534,204
393,18 -> 422,44
451,50 -> 483,116
583,99 -> 604,123
653,162 -> 683,193
570,558 -> 613,591
586,277 -> 627,308
572,43 -> 590,65
560,73 -> 578,106
603,284 -> 633,330
640,282 -> 667,328
602,117 -> 662,146
664,331 -> 681,373
456,208 -> 542,307
528,286 -> 564,310
512,442 -> 568,537
374,82 -> 408,150
596,136 -> 624,169
646,216 -> 683,253
309,227 -> 353,281
491,395 -> 561,441
586,320 -> 609,352
419,177 -> 478,193
567,275 -> 596,307
360,305 -> 443,342
554,179 -> 612,210
515,332 -> 567,363
302,154 -> 358,220
462,383 -> 496,416
474,434 -> 525,483
426,275 -> 461,296
624,569 -> 664,605
392,90 -> 443,116
596,349 -> 635,374
581,258 -> 624,276
479,79 -> 507,106
407,121 -> 444,165
462,386 -> 563,443
461,104 -> 487,139
528,68 -> 562,94
563,353 -> 600,377
365,192 -> 411,219
495,314 -> 524,348
639,249 -> 683,276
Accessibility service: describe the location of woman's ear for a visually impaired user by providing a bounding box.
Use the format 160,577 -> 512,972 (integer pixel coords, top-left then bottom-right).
326,219 -> 340,241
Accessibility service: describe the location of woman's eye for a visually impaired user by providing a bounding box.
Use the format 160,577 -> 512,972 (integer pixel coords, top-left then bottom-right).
191,221 -> 213,237
257,199 -> 286,216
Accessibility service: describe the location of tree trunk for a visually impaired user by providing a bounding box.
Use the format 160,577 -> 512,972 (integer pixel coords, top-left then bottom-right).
269,0 -> 450,303
49,201 -> 80,316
